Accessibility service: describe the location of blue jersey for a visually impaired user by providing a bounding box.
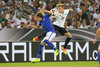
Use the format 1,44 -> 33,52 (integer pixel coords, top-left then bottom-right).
98,22 -> 100,28
39,14 -> 55,33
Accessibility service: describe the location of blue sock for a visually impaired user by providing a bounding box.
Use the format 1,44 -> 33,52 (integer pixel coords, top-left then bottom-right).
37,44 -> 44,58
98,52 -> 100,64
44,40 -> 56,51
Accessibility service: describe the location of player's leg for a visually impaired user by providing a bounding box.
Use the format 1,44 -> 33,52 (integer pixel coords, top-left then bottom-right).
36,41 -> 45,58
44,40 -> 56,51
58,27 -> 72,55
33,32 -> 46,42
64,32 -> 72,48
33,32 -> 57,59
98,45 -> 100,65
62,32 -> 72,55
31,41 -> 46,63
43,32 -> 59,56
31,32 -> 59,63
98,50 -> 100,64
44,32 -> 56,50
44,39 -> 59,56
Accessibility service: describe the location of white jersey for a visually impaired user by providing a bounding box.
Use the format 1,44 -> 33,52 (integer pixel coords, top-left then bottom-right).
53,9 -> 69,28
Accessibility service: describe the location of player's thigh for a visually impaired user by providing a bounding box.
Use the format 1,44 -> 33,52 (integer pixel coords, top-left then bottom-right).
48,33 -> 56,41
40,41 -> 46,46
53,25 -> 59,30
58,28 -> 68,35
42,32 -> 56,41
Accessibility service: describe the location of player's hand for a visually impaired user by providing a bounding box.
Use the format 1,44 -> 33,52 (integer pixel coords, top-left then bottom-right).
68,9 -> 74,12
31,25 -> 40,29
93,39 -> 97,44
33,37 -> 39,42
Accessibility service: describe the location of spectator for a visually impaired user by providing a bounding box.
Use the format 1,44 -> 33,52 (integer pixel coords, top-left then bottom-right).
76,21 -> 81,28
31,14 -> 37,26
15,14 -> 26,28
0,2 -> 5,15
88,2 -> 96,14
93,9 -> 100,22
45,2 -> 53,10
5,9 -> 10,20
75,14 -> 81,23
82,19 -> 88,28
15,0 -> 22,8
8,14 -> 16,28
0,14 -> 8,28
39,0 -> 46,9
0,0 -> 6,6
68,19 -> 75,29
25,14 -> 31,28
0,0 -> 99,29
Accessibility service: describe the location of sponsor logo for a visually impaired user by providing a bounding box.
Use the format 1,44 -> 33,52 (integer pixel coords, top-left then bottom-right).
0,42 -> 99,62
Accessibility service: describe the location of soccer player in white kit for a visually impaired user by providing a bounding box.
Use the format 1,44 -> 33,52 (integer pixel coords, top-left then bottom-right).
42,4 -> 73,55
52,4 -> 73,55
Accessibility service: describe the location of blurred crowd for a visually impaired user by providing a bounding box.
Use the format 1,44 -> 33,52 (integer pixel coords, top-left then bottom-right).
0,0 -> 100,29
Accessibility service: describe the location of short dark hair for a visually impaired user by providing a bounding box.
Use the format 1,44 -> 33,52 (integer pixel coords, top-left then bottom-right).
80,3 -> 84,6
96,9 -> 100,12
37,12 -> 43,18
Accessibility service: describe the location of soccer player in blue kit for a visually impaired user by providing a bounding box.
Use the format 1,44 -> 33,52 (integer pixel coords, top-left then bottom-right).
93,19 -> 100,65
31,12 -> 59,63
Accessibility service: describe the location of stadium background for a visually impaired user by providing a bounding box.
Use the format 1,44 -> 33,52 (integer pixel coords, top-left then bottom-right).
0,0 -> 100,67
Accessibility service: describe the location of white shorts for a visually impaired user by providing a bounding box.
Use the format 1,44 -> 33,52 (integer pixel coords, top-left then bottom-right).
42,32 -> 56,41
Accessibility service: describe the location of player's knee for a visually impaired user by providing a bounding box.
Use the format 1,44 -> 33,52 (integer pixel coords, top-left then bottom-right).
41,41 -> 46,46
64,32 -> 72,37
69,34 -> 72,37
44,40 -> 49,43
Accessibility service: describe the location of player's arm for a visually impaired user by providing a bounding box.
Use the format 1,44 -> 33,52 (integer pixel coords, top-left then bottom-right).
93,28 -> 100,44
64,15 -> 69,29
95,28 -> 100,39
64,21 -> 67,29
67,9 -> 74,13
41,9 -> 53,15
31,25 -> 40,29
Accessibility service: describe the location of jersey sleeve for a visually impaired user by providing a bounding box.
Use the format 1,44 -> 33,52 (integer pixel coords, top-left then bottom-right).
45,14 -> 50,18
98,22 -> 100,28
65,9 -> 69,15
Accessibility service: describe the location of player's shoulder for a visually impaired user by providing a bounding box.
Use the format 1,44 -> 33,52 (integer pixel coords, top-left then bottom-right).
64,9 -> 69,13
44,14 -> 50,18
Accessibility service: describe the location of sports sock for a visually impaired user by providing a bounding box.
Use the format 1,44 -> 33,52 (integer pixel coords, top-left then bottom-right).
64,37 -> 72,48
98,52 -> 100,64
37,44 -> 44,58
38,32 -> 46,38
44,40 -> 56,51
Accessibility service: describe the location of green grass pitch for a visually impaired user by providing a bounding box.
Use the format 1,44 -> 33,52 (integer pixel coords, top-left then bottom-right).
0,61 -> 99,67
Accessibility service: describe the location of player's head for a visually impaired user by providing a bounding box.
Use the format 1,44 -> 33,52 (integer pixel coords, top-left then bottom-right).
18,14 -> 22,20
36,12 -> 43,22
57,4 -> 64,13
10,14 -> 14,19
96,9 -> 100,14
